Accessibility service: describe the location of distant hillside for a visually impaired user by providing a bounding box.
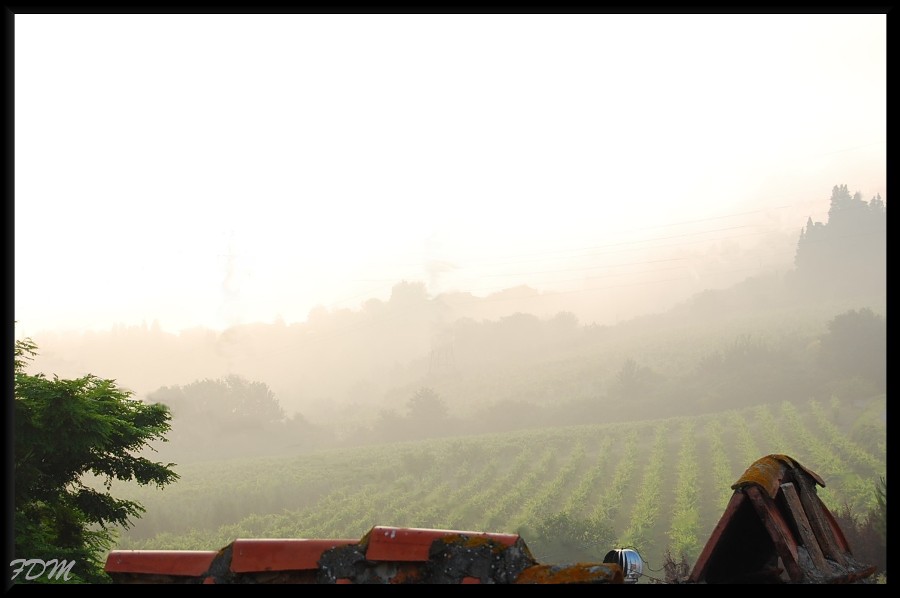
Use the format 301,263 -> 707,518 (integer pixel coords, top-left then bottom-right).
20,183 -> 885,450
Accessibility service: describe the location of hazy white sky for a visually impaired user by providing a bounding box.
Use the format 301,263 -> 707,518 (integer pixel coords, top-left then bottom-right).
15,13 -> 886,337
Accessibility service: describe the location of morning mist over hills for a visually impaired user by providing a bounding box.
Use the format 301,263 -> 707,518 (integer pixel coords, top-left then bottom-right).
18,184 -> 885,458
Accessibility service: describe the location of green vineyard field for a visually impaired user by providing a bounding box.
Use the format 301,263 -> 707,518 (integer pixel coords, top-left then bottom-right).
109,395 -> 886,582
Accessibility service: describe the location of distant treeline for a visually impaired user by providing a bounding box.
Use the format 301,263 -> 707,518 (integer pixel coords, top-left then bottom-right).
143,303 -> 885,462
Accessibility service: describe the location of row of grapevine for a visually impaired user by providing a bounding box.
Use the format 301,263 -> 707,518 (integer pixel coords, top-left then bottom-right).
617,420 -> 669,550
561,434 -> 614,514
703,415 -> 737,511
666,418 -> 701,563
508,438 -> 587,530
808,399 -> 885,473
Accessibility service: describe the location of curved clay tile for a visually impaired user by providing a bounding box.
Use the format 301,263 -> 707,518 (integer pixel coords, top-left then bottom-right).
731,454 -> 826,499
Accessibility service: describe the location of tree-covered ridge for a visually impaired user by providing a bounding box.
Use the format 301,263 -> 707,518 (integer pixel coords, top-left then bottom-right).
138,303 -> 885,463
20,186 -> 885,448
145,375 -> 326,462
793,183 -> 886,299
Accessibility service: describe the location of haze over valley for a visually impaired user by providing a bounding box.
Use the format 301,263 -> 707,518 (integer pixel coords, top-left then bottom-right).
14,13 -> 886,455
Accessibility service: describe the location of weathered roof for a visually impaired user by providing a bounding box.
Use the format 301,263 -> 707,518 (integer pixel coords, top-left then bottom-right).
230,538 -> 357,573
362,525 -> 521,562
731,453 -> 826,498
104,550 -> 218,577
688,454 -> 876,584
